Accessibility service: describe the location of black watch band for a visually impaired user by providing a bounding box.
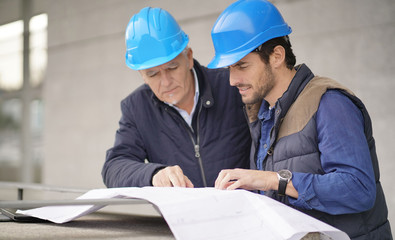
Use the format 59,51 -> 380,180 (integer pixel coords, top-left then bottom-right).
278,179 -> 288,196
277,169 -> 292,196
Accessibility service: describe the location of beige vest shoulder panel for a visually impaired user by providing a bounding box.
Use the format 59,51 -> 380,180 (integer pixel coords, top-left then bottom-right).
277,76 -> 355,141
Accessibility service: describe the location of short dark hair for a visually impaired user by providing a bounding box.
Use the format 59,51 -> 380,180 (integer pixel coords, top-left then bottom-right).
254,36 -> 296,70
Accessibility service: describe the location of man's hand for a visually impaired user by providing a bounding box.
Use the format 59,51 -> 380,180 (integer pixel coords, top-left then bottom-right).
215,168 -> 299,198
215,168 -> 277,191
152,165 -> 194,188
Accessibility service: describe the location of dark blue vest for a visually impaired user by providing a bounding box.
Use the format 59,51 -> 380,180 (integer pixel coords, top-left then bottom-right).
248,65 -> 392,239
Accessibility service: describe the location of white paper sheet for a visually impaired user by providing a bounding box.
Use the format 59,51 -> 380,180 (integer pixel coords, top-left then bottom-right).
18,187 -> 350,240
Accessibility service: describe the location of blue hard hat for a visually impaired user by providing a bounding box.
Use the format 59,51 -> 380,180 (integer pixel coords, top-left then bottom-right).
207,0 -> 292,69
125,7 -> 189,70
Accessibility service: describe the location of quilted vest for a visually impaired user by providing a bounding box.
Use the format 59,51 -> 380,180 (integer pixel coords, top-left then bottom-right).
249,66 -> 392,239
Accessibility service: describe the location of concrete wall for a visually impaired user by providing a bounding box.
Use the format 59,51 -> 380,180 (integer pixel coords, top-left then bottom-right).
1,0 -> 394,232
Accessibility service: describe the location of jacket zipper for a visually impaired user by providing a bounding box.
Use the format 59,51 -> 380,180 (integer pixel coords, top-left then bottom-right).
188,102 -> 207,187
164,103 -> 207,187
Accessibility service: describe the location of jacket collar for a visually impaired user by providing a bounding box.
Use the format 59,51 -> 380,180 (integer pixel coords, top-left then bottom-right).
275,64 -> 315,119
250,64 -> 315,156
193,59 -> 214,109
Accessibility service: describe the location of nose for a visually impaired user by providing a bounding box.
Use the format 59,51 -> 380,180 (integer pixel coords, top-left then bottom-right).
229,76 -> 237,87
229,69 -> 239,87
160,70 -> 172,87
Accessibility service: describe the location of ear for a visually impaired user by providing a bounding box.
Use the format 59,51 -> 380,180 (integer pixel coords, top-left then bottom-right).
187,47 -> 194,70
270,45 -> 286,69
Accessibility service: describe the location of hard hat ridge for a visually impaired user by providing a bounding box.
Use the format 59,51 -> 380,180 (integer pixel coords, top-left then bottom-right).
125,7 -> 189,70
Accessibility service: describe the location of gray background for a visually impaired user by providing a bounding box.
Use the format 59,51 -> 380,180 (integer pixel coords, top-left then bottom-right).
1,0 -> 394,233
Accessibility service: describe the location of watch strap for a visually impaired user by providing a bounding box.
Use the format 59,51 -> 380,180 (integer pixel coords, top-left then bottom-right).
278,178 -> 287,196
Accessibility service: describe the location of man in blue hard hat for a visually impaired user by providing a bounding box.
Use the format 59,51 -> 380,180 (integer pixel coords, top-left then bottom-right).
102,7 -> 251,188
210,0 -> 392,239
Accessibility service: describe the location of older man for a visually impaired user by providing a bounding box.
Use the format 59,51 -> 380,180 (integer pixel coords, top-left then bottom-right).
102,7 -> 250,188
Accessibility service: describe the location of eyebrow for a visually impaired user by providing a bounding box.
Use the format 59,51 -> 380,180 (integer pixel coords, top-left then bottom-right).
146,70 -> 158,76
145,61 -> 180,76
230,61 -> 246,68
166,62 -> 178,68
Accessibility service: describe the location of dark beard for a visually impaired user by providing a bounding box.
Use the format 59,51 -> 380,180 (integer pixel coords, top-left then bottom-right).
241,64 -> 275,105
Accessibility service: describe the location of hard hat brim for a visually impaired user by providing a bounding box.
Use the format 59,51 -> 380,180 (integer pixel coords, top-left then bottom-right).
208,25 -> 292,69
207,47 -> 254,69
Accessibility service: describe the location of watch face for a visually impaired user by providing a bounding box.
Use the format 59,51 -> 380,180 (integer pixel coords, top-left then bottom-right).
278,169 -> 292,179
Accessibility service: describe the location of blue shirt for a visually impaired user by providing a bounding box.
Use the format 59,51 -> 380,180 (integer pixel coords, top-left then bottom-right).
257,90 -> 376,214
256,100 -> 275,170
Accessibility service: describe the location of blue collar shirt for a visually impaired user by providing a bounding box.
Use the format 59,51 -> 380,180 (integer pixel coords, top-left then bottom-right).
256,100 -> 275,171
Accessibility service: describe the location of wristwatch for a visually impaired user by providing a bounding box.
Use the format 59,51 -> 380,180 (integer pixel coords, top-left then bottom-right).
277,169 -> 292,196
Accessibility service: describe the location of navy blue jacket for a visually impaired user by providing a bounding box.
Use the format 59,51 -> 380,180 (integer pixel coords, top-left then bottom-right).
102,60 -> 251,188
